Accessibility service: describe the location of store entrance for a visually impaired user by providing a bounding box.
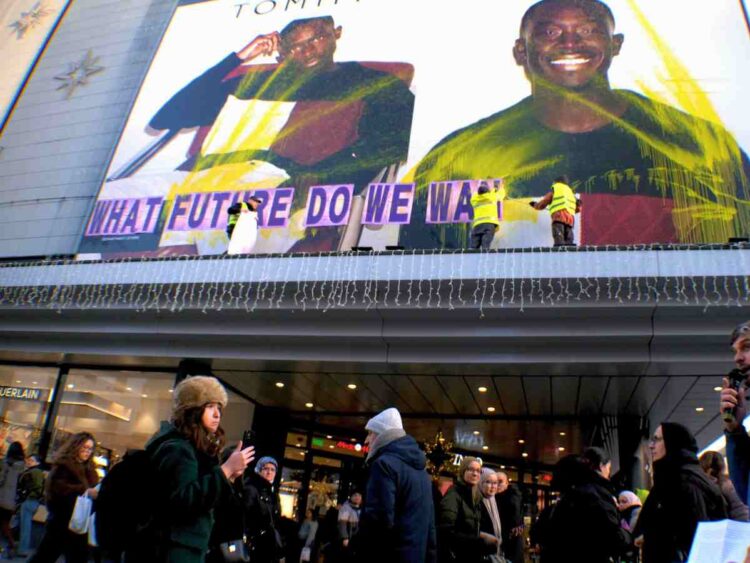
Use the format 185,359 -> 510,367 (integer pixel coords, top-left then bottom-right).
279,430 -> 367,521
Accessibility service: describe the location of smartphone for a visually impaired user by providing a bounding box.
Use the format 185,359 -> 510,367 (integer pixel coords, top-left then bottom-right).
242,430 -> 256,449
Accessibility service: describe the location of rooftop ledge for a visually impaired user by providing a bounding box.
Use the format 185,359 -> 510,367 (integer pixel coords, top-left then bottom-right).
1,245 -> 749,311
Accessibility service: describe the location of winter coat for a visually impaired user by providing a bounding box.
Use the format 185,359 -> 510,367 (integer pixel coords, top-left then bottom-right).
338,499 -> 361,541
44,458 -> 99,523
639,460 -> 726,563
207,478 -> 247,563
620,504 -> 642,532
438,480 -> 494,563
244,471 -> 284,563
146,421 -> 230,563
17,466 -> 45,503
356,433 -> 437,563
496,485 -> 524,563
720,478 -> 749,522
0,458 -> 25,510
539,473 -> 631,563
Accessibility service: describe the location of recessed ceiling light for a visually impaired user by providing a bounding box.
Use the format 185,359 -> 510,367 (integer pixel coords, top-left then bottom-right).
299,451 -> 305,456
350,438 -> 356,442
275,382 -> 285,388
482,445 -> 489,451
487,407 -> 496,413
326,435 -> 333,439
16,380 -> 21,384
126,387 -> 132,391
67,384 -> 75,389
714,386 -> 723,392
559,432 -> 566,437
695,407 -> 704,413
478,386 -> 488,393
522,452 -> 529,458
32,381 -> 38,385
168,389 -> 173,393
518,439 -> 525,444
558,447 -> 565,452
347,383 -> 357,390
500,465 -> 506,469
142,394 -> 148,398
329,445 -> 335,449
473,431 -> 480,436
305,402 -> 314,408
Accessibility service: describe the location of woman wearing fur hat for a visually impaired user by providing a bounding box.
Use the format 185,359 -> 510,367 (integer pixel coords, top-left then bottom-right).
637,422 -> 726,563
243,456 -> 284,563
29,432 -> 99,563
144,375 -> 255,562
438,457 -> 496,563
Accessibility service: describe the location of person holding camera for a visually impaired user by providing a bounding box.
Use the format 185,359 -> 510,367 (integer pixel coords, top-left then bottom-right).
720,321 -> 750,506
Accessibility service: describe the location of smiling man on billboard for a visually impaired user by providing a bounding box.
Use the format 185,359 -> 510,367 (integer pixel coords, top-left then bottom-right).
401,0 -> 750,249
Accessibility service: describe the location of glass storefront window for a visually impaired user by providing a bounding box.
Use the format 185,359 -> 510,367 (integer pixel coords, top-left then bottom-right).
0,366 -> 57,457
51,369 -> 175,469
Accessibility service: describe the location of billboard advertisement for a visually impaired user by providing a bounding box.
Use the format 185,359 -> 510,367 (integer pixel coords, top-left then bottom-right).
78,0 -> 750,257
0,0 -> 71,130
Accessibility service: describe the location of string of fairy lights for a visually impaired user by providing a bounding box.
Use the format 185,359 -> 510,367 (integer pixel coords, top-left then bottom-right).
0,246 -> 748,315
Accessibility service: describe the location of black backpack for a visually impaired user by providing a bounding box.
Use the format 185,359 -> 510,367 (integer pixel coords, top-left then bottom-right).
95,448 -> 159,552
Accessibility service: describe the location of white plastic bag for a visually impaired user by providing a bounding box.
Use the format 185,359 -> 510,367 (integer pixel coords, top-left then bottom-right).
227,211 -> 258,255
88,512 -> 98,547
300,546 -> 311,562
68,493 -> 92,535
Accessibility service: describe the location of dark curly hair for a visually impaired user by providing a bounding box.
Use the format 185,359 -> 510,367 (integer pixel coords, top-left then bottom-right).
5,441 -> 25,462
172,405 -> 226,458
53,432 -> 96,471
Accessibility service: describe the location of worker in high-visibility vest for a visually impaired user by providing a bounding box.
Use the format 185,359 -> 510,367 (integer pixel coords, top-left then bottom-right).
530,175 -> 581,246
226,196 -> 261,239
469,180 -> 505,250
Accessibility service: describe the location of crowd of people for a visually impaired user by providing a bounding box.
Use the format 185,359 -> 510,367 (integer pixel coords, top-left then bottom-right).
4,317 -> 750,563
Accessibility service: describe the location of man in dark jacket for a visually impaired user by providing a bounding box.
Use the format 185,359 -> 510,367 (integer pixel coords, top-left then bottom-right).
355,407 -> 437,563
496,471 -> 524,563
721,320 -> 750,506
539,454 -> 631,563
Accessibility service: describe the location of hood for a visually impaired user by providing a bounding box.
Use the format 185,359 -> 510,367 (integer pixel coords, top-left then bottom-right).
369,434 -> 426,470
146,420 -> 182,450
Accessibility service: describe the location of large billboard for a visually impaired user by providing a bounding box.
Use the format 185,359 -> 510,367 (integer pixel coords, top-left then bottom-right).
78,0 -> 750,257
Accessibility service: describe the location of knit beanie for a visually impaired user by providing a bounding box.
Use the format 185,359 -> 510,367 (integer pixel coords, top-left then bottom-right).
255,456 -> 278,473
173,376 -> 228,412
365,407 -> 403,435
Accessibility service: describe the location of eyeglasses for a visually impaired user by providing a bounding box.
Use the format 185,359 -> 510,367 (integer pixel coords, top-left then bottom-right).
466,468 -> 482,474
285,32 -> 331,56
648,436 -> 664,444
80,446 -> 94,452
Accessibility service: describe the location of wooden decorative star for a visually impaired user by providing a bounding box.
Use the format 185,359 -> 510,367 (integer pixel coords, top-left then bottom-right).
54,50 -> 104,99
9,1 -> 52,39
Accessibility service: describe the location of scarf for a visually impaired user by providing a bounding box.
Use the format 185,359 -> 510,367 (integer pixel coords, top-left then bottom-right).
482,496 -> 503,555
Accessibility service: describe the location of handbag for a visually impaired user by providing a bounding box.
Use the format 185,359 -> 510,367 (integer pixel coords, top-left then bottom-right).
68,493 -> 92,534
219,538 -> 250,562
88,512 -> 98,547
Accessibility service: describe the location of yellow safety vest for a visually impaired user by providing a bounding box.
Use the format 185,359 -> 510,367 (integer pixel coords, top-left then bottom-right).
227,202 -> 251,228
548,183 -> 577,215
470,189 -> 504,228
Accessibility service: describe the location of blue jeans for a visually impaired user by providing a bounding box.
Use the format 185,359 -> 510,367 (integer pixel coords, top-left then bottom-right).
19,499 -> 40,554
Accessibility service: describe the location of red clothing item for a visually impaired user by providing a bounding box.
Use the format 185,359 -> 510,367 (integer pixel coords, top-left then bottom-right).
533,192 -> 575,226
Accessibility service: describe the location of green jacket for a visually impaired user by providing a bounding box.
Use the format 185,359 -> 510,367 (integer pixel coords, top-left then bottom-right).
437,481 -> 493,563
147,422 -> 230,562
